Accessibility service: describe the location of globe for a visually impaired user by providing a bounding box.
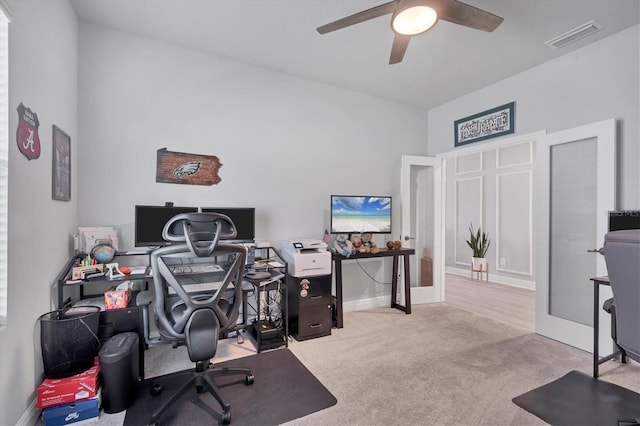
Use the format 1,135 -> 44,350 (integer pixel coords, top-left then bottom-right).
91,244 -> 116,264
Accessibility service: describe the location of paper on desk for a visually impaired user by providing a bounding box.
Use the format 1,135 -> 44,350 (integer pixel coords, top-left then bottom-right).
268,261 -> 284,268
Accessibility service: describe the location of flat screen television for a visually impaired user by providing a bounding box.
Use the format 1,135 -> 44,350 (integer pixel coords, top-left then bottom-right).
200,207 -> 256,243
330,195 -> 392,234
134,205 -> 198,247
608,210 -> 640,231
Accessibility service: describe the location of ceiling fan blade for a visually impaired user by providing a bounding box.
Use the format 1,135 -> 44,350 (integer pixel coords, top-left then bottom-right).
436,0 -> 503,32
317,1 -> 398,34
389,34 -> 411,64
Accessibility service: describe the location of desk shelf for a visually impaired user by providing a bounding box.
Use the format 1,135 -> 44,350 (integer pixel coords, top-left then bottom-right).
244,247 -> 288,352
55,253 -> 150,380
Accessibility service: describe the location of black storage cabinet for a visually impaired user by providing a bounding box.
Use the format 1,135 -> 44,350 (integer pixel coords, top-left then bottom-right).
98,332 -> 139,413
287,274 -> 332,341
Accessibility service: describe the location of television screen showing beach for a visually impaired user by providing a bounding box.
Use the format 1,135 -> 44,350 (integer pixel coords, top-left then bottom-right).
331,196 -> 392,233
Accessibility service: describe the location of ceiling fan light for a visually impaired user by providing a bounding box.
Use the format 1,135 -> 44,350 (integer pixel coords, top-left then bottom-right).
392,6 -> 437,36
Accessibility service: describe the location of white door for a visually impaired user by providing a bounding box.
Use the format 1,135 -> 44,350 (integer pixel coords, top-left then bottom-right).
400,155 -> 444,304
535,119 -> 616,352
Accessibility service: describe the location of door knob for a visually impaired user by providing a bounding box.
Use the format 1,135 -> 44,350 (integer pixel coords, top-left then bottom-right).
587,247 -> 604,255
404,236 -> 415,241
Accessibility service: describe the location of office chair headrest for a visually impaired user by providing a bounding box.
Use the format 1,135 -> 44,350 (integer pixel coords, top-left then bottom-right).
162,212 -> 237,257
604,229 -> 640,245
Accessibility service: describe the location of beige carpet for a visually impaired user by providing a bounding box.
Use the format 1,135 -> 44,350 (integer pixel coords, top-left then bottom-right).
283,303 -> 640,425
61,302 -> 640,425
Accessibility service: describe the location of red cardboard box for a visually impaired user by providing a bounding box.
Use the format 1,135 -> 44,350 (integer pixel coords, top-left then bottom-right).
37,360 -> 100,409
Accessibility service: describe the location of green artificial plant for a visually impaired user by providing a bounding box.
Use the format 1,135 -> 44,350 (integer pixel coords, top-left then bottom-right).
465,224 -> 490,258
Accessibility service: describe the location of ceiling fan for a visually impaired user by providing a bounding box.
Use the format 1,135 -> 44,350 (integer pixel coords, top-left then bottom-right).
316,0 -> 504,64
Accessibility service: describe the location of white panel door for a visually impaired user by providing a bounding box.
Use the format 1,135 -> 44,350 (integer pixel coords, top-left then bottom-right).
400,156 -> 443,304
535,119 -> 615,352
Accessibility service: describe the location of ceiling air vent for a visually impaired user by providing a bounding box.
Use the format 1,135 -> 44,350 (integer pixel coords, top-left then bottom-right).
545,20 -> 603,49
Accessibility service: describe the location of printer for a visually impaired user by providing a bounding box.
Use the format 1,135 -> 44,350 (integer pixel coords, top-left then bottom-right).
281,239 -> 331,277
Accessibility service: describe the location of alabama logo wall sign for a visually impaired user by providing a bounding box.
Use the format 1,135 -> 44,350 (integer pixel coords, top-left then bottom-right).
16,102 -> 41,160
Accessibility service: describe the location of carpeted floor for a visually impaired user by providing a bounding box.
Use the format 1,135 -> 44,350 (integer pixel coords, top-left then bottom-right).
124,348 -> 336,425
43,302 -> 640,425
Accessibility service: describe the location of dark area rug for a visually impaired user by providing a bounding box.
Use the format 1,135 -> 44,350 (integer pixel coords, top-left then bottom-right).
512,370 -> 640,426
124,348 -> 337,425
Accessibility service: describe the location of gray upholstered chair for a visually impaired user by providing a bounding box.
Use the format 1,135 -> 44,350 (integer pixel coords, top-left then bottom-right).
603,229 -> 640,365
149,212 -> 254,425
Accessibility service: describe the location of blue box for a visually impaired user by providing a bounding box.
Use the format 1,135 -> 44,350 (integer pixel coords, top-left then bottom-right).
42,397 -> 100,426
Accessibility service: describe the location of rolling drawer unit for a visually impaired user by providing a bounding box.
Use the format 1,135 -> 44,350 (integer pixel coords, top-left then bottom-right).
287,274 -> 332,341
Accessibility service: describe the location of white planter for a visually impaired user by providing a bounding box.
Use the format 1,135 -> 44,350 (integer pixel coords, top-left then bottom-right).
472,257 -> 487,271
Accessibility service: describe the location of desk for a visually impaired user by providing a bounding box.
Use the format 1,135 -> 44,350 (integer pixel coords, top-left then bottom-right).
332,248 -> 415,328
590,276 -> 625,378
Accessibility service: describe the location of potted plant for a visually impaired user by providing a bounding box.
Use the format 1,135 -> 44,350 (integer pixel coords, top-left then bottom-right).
465,224 -> 490,271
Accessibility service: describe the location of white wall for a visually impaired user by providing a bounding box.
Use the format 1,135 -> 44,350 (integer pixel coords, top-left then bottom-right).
0,1 -> 78,424
76,25 -> 428,306
429,25 -> 639,277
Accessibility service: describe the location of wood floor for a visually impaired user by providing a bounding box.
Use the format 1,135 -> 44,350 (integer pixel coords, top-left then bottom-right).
443,273 -> 535,331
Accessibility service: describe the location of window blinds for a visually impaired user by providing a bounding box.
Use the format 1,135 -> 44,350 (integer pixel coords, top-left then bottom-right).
0,11 -> 9,323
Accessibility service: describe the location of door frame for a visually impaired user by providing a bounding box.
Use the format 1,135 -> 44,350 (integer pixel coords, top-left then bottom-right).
400,155 -> 444,304
535,118 -> 616,352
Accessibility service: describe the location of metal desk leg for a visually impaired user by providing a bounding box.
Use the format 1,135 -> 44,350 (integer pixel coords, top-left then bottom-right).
391,255 -> 399,309
335,259 -> 344,328
403,254 -> 412,314
593,280 -> 599,378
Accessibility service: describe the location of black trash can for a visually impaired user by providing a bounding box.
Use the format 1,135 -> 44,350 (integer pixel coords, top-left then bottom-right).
99,332 -> 139,413
39,306 -> 101,379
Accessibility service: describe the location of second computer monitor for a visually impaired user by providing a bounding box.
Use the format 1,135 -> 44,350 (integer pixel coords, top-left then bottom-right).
200,207 -> 255,243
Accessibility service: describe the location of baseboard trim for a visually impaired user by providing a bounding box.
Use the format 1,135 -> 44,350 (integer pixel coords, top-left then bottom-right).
17,398 -> 38,426
343,295 -> 389,312
446,266 -> 535,291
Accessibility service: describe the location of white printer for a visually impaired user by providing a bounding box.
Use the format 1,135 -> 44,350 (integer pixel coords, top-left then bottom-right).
281,239 -> 331,277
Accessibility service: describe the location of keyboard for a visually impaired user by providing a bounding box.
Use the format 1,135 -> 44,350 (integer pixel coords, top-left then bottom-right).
169,264 -> 223,275
167,281 -> 223,295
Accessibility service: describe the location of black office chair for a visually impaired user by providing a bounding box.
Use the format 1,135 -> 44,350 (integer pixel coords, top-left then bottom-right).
149,212 -> 254,425
602,229 -> 640,366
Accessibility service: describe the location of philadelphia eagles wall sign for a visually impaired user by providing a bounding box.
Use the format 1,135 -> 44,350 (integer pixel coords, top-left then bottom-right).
156,148 -> 222,186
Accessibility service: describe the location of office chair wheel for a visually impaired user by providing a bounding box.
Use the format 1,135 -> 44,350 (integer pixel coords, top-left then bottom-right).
150,383 -> 163,396
245,374 -> 254,385
221,410 -> 231,425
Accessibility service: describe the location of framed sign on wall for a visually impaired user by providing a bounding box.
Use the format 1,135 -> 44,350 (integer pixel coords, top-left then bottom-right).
52,125 -> 71,201
454,102 -> 515,147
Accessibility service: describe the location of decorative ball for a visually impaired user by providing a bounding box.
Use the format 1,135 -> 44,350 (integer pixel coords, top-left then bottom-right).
91,244 -> 116,264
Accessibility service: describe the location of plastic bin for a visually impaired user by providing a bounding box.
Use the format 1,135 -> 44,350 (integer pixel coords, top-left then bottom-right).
39,306 -> 101,379
99,332 -> 139,413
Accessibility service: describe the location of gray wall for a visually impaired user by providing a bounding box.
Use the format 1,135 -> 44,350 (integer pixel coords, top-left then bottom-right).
429,25 -> 639,280
0,0 -> 78,424
1,1 -> 638,423
1,5 -> 428,423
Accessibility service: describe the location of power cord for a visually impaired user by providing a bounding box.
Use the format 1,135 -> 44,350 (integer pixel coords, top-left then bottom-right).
355,259 -> 392,285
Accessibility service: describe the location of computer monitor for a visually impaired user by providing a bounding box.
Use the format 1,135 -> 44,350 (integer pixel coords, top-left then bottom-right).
134,205 -> 198,247
608,211 -> 640,231
200,207 -> 255,243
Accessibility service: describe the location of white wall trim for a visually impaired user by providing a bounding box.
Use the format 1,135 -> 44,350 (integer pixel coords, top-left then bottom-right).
495,169 -> 533,276
0,0 -> 13,20
16,399 -> 37,426
343,295 -> 389,312
454,176 -> 482,266
437,130 -> 546,159
446,266 -> 535,291
455,151 -> 483,175
496,141 -> 534,169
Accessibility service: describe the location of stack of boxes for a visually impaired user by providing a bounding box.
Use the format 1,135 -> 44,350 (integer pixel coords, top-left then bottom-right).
36,358 -> 101,425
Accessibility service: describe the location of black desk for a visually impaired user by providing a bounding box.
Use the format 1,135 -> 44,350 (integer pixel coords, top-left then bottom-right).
332,248 -> 415,328
590,276 -> 625,378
